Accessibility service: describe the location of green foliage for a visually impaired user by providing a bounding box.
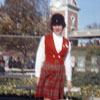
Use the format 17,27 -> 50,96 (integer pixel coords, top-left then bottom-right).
86,45 -> 100,60
71,46 -> 100,67
72,45 -> 100,57
72,46 -> 87,51
72,72 -> 100,87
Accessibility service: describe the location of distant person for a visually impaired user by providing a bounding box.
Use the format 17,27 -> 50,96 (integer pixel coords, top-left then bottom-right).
31,56 -> 35,68
0,56 -> 5,73
1,56 -> 5,68
28,56 -> 35,69
8,56 -> 13,68
13,58 -> 17,68
16,57 -> 22,69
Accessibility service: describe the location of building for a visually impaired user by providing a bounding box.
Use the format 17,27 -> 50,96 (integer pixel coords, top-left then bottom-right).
50,0 -> 100,46
69,29 -> 100,46
50,0 -> 80,38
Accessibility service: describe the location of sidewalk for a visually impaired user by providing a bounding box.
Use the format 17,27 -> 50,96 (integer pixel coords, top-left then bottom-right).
0,96 -> 43,100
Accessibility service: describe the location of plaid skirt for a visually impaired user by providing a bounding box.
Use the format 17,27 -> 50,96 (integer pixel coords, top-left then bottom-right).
35,62 -> 66,100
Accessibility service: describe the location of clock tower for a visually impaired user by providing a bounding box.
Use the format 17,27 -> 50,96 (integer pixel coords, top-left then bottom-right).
50,0 -> 80,38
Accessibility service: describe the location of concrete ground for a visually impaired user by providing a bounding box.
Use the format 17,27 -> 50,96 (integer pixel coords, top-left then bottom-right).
0,96 -> 43,100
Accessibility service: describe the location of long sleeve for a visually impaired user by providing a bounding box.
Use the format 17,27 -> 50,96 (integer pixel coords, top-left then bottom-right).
64,42 -> 72,81
35,36 -> 45,78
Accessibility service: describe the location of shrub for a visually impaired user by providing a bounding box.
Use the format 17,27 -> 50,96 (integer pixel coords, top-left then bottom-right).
72,72 -> 100,87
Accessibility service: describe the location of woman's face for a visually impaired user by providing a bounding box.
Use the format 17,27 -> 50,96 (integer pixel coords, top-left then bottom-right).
52,25 -> 63,35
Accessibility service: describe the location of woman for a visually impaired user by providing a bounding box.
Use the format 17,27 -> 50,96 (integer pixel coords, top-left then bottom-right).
35,13 -> 72,100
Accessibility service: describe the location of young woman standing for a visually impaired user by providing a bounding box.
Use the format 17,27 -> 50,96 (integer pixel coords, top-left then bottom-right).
35,13 -> 72,100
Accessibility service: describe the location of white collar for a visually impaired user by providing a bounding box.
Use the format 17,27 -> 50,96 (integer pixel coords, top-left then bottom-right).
53,32 -> 62,38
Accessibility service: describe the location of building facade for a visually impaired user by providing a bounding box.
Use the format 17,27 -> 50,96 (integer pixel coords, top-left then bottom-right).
50,0 -> 80,38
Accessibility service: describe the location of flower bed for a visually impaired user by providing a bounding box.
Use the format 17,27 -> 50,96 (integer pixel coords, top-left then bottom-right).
68,85 -> 100,100
0,78 -> 36,96
0,78 -> 100,100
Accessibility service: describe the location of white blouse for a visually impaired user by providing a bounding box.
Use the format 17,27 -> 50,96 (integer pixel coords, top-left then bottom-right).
35,33 -> 72,81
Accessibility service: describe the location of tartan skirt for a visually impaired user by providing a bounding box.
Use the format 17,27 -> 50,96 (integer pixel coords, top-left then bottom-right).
35,62 -> 66,100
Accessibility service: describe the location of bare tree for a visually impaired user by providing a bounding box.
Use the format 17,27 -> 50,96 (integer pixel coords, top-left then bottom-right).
0,0 -> 50,58
86,22 -> 100,29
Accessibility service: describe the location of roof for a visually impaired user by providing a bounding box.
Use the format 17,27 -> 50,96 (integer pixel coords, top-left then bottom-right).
68,29 -> 100,39
68,4 -> 80,11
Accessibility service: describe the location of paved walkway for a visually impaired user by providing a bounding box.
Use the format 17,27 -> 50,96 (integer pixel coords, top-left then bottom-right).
0,96 -> 43,100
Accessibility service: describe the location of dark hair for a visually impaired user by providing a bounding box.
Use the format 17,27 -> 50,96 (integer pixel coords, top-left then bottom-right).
51,13 -> 66,30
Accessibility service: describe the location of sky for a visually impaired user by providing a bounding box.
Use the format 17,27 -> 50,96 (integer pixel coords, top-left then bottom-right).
77,0 -> 100,29
0,0 -> 4,5
0,0 -> 100,29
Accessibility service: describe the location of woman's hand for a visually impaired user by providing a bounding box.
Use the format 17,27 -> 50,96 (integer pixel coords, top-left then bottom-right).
67,81 -> 72,92
35,77 -> 40,85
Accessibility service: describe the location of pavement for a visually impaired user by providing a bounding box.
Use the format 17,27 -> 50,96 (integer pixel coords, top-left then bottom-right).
0,96 -> 43,100
0,72 -> 34,79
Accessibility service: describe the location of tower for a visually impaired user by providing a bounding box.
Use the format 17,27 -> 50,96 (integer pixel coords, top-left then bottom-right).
50,0 -> 80,38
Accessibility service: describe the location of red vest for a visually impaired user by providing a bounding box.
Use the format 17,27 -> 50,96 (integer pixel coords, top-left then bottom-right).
45,34 -> 69,65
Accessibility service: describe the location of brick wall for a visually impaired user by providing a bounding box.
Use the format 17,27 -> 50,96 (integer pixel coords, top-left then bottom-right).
68,10 -> 78,34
